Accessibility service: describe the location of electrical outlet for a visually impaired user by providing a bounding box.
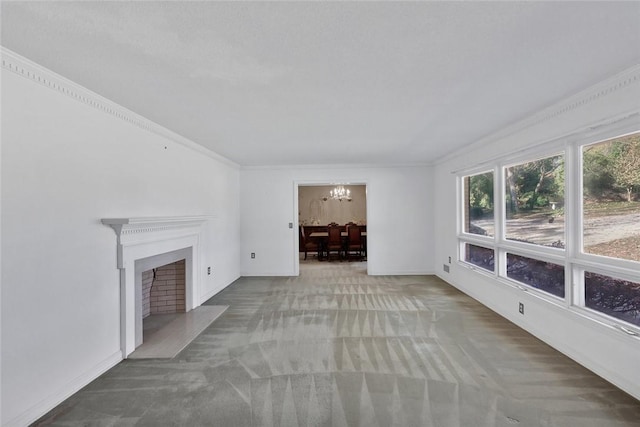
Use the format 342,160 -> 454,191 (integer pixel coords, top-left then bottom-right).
207,266 -> 211,275
251,252 -> 255,259
448,256 -> 452,264
519,302 -> 524,315
443,264 -> 450,273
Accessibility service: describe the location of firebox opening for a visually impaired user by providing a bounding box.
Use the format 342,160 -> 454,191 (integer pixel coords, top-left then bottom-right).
141,259 -> 186,340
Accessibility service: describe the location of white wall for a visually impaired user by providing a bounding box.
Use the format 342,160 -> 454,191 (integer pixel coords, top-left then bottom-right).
432,66 -> 640,400
240,165 -> 433,276
1,57 -> 241,426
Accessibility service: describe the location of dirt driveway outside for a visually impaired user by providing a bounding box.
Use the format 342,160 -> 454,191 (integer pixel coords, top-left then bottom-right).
472,211 -> 639,250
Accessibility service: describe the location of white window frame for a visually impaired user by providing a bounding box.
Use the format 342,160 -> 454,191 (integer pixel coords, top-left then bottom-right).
459,241 -> 496,275
459,169 -> 497,243
457,122 -> 640,335
503,250 -> 566,301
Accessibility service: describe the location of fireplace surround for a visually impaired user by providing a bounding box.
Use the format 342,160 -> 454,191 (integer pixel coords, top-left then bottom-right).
102,216 -> 212,357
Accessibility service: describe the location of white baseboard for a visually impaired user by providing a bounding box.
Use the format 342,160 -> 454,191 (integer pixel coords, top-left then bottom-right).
199,275 -> 240,304
5,351 -> 122,427
241,272 -> 293,277
199,284 -> 226,303
368,269 -> 434,276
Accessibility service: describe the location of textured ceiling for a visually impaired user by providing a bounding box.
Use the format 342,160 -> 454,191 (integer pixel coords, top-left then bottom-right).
2,1 -> 639,166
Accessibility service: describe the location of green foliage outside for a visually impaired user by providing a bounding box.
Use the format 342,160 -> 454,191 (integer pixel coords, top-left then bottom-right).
505,154 -> 564,216
468,172 -> 493,218
467,133 -> 640,223
584,134 -> 640,202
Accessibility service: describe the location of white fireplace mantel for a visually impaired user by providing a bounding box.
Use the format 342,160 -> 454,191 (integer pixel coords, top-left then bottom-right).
102,216 -> 213,266
102,215 -> 213,231
102,215 -> 213,357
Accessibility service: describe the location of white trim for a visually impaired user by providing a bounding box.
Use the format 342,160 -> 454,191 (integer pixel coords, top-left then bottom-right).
458,233 -> 495,248
493,165 -> 503,247
102,216 -> 214,268
499,245 -> 565,267
0,57 -> 3,423
571,304 -> 640,338
4,351 -> 122,427
439,64 -> 640,167
564,143 -> 579,308
496,240 -> 565,263
0,47 -> 239,169
574,263 -> 640,291
369,270 -> 435,276
200,282 -> 230,303
242,272 -> 297,277
457,259 -> 567,306
449,110 -> 639,176
293,181 -> 300,276
243,163 -> 431,171
499,148 -> 566,172
572,253 -> 640,277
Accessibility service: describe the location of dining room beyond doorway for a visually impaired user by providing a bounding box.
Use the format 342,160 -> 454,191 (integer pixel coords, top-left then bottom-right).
298,184 -> 367,264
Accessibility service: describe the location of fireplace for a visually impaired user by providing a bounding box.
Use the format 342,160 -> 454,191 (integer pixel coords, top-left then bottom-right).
102,216 -> 212,357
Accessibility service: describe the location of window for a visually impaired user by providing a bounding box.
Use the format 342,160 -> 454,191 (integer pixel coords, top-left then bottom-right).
582,133 -> 640,262
506,253 -> 564,298
463,171 -> 494,237
505,154 -> 565,248
458,129 -> 640,332
585,272 -> 640,327
464,243 -> 494,272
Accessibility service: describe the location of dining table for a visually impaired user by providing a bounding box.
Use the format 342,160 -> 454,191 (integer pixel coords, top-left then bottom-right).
308,231 -> 367,238
308,231 -> 367,261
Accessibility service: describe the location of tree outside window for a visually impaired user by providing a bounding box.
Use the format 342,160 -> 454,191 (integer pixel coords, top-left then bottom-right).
504,154 -> 565,248
463,171 -> 494,237
583,133 -> 640,262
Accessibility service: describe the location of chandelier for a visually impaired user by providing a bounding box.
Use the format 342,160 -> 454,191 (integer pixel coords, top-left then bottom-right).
328,185 -> 352,202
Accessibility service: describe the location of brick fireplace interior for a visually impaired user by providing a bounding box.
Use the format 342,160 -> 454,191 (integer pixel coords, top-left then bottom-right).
142,259 -> 186,319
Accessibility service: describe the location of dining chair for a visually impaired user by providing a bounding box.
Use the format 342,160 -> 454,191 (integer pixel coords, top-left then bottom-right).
326,225 -> 343,261
345,225 -> 364,260
300,225 -> 321,260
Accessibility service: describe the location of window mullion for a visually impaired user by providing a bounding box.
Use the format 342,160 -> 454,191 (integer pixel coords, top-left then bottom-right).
495,165 -> 504,277
495,166 -> 505,241
573,264 -> 586,307
565,142 -> 579,307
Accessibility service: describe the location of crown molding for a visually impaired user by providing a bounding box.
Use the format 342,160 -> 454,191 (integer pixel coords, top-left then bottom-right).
241,162 -> 432,171
1,47 -> 239,169
434,63 -> 640,166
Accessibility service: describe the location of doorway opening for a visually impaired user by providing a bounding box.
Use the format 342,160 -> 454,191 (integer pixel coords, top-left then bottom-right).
297,183 -> 368,274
